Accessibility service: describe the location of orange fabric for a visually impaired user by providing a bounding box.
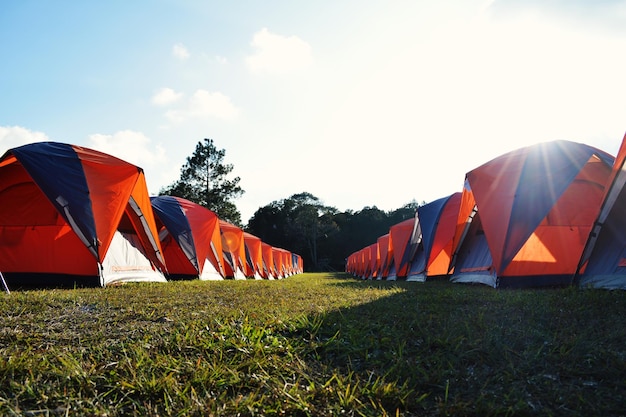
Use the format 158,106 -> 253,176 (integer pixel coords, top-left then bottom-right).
0,144 -> 167,279
204,215 -> 225,277
243,232 -> 264,277
176,198 -> 225,278
0,155 -> 17,168
77,147 -> 140,261
220,220 -> 246,277
128,172 -> 166,270
377,234 -> 392,277
0,159 -> 98,275
359,248 -> 367,277
467,143 -> 611,277
502,157 -> 608,276
261,243 -> 275,278
0,224 -> 98,275
451,182 -> 476,259
273,248 -> 285,277
368,243 -> 379,278
605,133 -> 626,202
390,218 -> 415,277
466,149 -> 525,272
427,192 -> 461,276
280,249 -> 292,275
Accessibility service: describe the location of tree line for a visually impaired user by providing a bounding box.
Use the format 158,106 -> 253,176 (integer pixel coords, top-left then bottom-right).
160,138 -> 419,271
247,192 -> 419,271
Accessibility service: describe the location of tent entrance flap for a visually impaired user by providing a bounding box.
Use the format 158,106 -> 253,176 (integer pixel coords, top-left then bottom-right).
100,230 -> 167,285
199,258 -> 224,280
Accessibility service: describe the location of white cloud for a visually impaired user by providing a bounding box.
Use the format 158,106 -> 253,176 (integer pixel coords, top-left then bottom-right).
215,55 -> 228,65
88,130 -> 167,168
165,89 -> 240,122
0,126 -> 49,152
152,87 -> 183,106
245,28 -> 313,74
172,43 -> 190,60
87,130 -> 172,194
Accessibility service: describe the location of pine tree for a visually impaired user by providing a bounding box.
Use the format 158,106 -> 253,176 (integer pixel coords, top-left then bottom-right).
160,138 -> 244,225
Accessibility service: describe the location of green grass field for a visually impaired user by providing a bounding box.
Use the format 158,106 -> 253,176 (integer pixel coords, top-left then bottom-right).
1,273 -> 625,416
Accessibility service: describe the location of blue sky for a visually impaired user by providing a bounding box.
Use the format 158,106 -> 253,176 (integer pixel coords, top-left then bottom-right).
2,0 -> 626,223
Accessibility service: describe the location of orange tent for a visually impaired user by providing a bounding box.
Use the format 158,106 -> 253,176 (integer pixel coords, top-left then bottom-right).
151,196 -> 225,280
0,142 -> 166,287
261,242 -> 276,279
450,140 -> 613,288
243,232 -> 264,279
406,193 -> 461,281
389,217 -> 418,279
219,220 -> 247,279
272,247 -> 292,278
376,234 -> 393,279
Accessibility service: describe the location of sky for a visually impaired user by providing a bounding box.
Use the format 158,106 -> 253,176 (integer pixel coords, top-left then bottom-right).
2,0 -> 626,224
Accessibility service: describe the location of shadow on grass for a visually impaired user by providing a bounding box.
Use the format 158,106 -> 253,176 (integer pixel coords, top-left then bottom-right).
290,272 -> 626,416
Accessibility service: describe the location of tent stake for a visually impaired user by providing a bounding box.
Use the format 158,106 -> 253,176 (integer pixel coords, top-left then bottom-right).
0,272 -> 10,294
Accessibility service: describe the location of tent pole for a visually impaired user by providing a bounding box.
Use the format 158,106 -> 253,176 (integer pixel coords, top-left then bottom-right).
0,271 -> 10,294
98,262 -> 105,287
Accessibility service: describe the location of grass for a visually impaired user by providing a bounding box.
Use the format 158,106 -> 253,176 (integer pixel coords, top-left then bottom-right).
0,273 -> 625,416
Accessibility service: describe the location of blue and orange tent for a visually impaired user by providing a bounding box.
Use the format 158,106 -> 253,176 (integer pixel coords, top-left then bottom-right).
0,142 -> 167,287
406,193 -> 461,281
151,196 -> 225,280
450,140 -> 614,288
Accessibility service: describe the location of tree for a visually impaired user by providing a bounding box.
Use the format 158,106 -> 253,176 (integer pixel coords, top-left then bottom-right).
247,194 -> 422,272
247,192 -> 338,271
160,138 -> 244,225
283,193 -> 338,270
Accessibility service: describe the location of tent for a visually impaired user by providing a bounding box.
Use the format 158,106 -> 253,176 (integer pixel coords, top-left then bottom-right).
376,234 -> 395,280
406,193 -> 461,281
293,253 -> 303,274
448,184 -> 494,286
576,134 -> 626,289
272,247 -> 285,278
272,247 -> 292,278
151,196 -> 225,280
357,248 -> 367,279
261,242 -> 276,279
367,242 -> 379,280
346,250 -> 362,278
219,220 -> 247,279
450,140 -> 613,288
388,217 -> 419,280
243,232 -> 264,279
279,248 -> 294,277
0,142 -> 167,287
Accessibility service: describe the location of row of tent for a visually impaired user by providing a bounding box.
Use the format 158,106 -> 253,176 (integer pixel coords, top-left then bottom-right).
346,135 -> 626,290
0,142 -> 302,289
